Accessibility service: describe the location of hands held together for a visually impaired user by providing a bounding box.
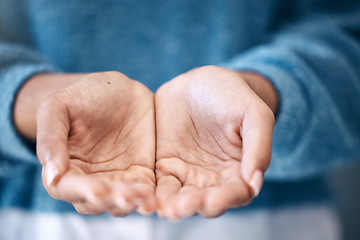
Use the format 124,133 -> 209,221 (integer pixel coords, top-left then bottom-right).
14,65 -> 277,220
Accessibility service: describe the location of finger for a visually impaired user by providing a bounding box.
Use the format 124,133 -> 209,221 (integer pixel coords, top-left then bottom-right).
114,182 -> 156,216
107,207 -> 130,217
155,175 -> 182,219
173,185 -> 203,218
73,200 -> 111,215
240,104 -> 274,196
71,180 -> 113,215
43,168 -> 111,203
36,97 -> 70,186
134,184 -> 156,216
109,182 -> 155,217
91,171 -> 156,215
201,177 -> 251,218
110,183 -> 146,216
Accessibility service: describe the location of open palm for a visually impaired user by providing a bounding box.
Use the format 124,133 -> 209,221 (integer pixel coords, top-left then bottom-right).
155,66 -> 275,219
36,72 -> 156,216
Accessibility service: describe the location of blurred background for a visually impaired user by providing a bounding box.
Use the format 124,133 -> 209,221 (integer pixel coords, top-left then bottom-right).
328,162 -> 360,240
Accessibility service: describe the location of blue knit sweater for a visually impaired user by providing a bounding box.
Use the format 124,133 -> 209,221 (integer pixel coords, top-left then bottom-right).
0,0 -> 360,213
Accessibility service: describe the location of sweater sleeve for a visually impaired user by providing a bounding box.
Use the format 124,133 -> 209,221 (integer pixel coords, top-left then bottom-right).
0,41 -> 58,173
223,3 -> 360,180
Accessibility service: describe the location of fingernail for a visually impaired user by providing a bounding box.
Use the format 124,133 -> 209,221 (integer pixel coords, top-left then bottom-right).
249,170 -> 263,197
45,161 -> 59,186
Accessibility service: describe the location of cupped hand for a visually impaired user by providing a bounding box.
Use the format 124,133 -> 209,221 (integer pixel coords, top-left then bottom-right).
155,66 -> 275,220
36,72 -> 156,216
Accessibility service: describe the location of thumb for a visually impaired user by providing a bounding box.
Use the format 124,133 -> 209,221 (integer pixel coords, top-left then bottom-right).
36,98 -> 70,187
240,104 -> 275,197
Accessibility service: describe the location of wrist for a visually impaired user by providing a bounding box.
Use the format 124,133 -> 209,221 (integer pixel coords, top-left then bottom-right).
13,73 -> 85,140
237,72 -> 278,114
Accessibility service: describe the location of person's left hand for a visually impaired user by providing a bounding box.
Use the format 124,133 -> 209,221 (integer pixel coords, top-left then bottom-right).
155,66 -> 276,220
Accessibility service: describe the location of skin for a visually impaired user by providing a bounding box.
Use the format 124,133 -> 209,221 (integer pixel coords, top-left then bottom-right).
13,66 -> 278,219
155,66 -> 276,219
14,72 -> 156,216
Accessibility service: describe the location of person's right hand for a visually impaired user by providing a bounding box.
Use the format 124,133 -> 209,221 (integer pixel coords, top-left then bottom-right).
35,72 -> 156,216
